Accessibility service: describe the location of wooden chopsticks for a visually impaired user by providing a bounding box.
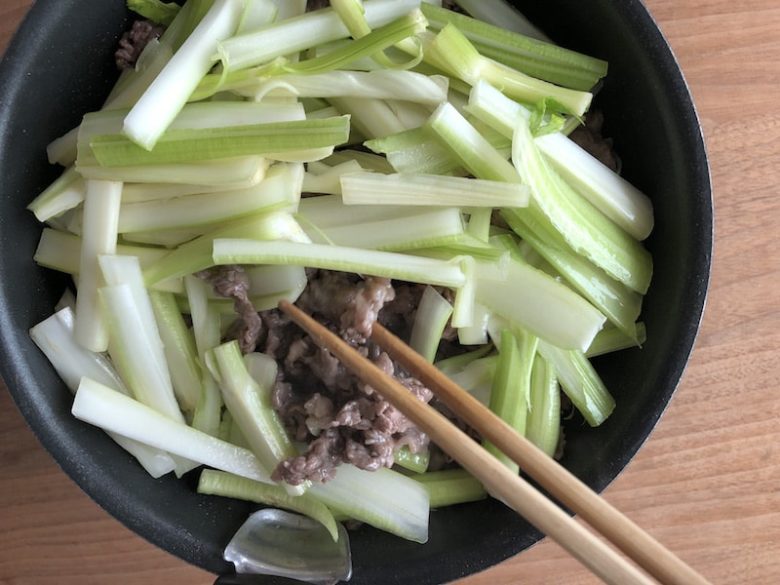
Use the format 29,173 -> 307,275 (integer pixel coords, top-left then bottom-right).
278,300 -> 712,585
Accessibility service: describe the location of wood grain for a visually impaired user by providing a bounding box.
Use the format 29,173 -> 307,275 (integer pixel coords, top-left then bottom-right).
1,1 -> 778,584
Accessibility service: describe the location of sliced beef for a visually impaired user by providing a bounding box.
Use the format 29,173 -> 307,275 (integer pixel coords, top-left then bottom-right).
198,265 -> 263,353
116,20 -> 164,70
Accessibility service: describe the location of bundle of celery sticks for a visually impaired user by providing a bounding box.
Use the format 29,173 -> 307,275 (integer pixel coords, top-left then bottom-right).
27,0 -> 653,545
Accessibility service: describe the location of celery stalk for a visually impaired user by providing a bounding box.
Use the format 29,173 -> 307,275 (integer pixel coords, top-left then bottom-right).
435,344 -> 493,375
586,322 -> 647,358
198,470 -> 338,541
208,342 -> 302,495
409,286 -> 453,362
73,180 -> 122,352
117,163 -> 303,233
424,25 -> 592,117
453,0 -> 549,42
329,97 -> 405,138
212,239 -> 467,288
303,160 -> 363,195
413,468 -> 487,508
341,172 -> 528,208
393,446 -> 430,474
310,464 -> 429,544
235,0 -> 277,34
536,339 -> 615,427
149,291 -> 202,414
457,301 -> 491,345
27,167 -> 85,222
123,0 -> 246,150
77,156 -> 268,185
92,117 -> 350,167
128,0 -> 181,27
73,378 -> 272,483
526,354 -> 560,457
483,328 -> 537,473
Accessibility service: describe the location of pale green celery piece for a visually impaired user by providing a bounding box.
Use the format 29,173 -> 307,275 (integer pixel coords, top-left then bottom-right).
537,339 -> 615,426
466,208 -> 492,242
98,255 -> 184,423
526,353 -> 560,457
413,468 -> 487,508
185,275 -> 224,437
411,234 -> 508,262
483,329 -> 538,472
28,167 -> 85,223
586,322 -> 646,358
310,464 -> 429,544
451,255 -> 475,328
475,254 -> 606,352
364,126 -> 466,176
394,447 -> 430,474
303,160 -> 363,195
312,208 -> 467,252
92,117 -> 350,167
242,71 -> 447,105
512,116 -> 653,294
451,0 -> 549,41
428,102 -> 520,183
311,40 -> 386,72
457,301 -> 491,346
242,353 -> 278,400
469,80 -> 654,241
178,287 -> 307,315
47,127 -> 79,166
236,0 -> 277,34
149,291 -> 202,414
306,106 -> 342,120
34,228 -> 168,276
213,239 -> 466,288
489,231 -> 545,269
218,410 -> 234,442
409,286 -> 453,362
198,470 -> 338,540
270,0 -> 307,20
447,355 -> 498,406
242,265 -> 309,299
341,172 -> 528,208
385,100 -> 432,130
329,97 -> 405,139
217,0 -> 422,72
120,168 -> 267,203
424,3 -> 610,90
117,162 -> 303,233
424,24 -> 592,117
73,180 -> 122,353
128,0 -> 181,26
208,341 -> 302,495
30,308 -> 177,478
143,211 -> 310,286
123,0 -> 246,150
77,156 -> 268,186
73,377 -> 272,482
302,98 -> 332,112
412,61 -> 472,95
502,208 -> 642,339
435,344 -> 493,375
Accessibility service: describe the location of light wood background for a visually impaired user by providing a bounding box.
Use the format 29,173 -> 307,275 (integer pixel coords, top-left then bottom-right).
1,1 -> 778,584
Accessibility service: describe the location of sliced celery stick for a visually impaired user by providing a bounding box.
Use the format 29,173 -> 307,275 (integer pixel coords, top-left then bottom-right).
502,208 -> 642,339
298,194 -> 432,228
185,275 -> 224,437
73,378 -> 272,483
117,163 -> 303,233
270,0 -> 306,20
413,468 -> 487,508
526,353 -> 560,457
452,0 -> 550,41
28,167 -> 85,222
329,97 -> 405,138
341,172 -> 528,208
120,170 -> 266,203
475,255 -> 606,352
409,286 -> 453,362
149,291 -> 202,414
92,117 -> 350,167
435,344 -> 493,375
385,100 -> 432,130
127,0 -> 181,26
457,301 -> 491,345
212,239 -> 467,288
198,470 -> 338,541
77,156 -> 267,185
236,0 -> 277,34
394,446 -> 430,474
586,322 -> 646,358
218,0 -> 421,72
310,208 -> 466,252
310,464 -> 429,544
424,25 -> 592,117
121,228 -> 204,249
512,115 -> 653,294
303,160 -> 362,195
208,342 -> 302,495
536,339 -> 615,427
74,180 -> 122,352
483,328 -> 537,472
143,211 -> 310,286
428,103 -> 520,182
123,0 -> 246,150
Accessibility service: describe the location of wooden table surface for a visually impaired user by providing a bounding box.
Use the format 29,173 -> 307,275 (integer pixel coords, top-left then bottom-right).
1,1 -> 778,584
